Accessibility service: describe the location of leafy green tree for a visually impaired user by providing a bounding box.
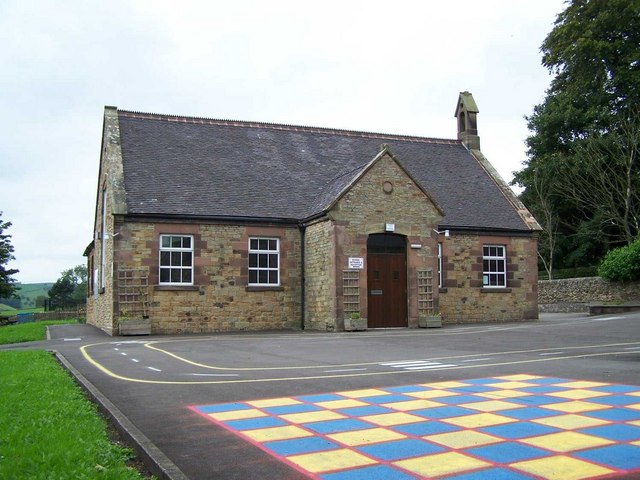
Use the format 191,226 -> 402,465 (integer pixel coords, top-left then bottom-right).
0,212 -> 19,298
513,0 -> 640,270
48,265 -> 87,310
598,238 -> 640,282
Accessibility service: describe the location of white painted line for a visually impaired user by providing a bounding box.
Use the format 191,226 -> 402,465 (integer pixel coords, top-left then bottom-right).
324,368 -> 368,373
390,362 -> 442,368
538,352 -> 564,356
114,348 -> 119,351
147,367 -> 161,372
120,352 -> 128,356
592,316 -> 624,322
188,373 -> 239,377
460,358 -> 491,362
624,346 -> 640,350
63,338 -> 82,341
131,359 -> 139,363
404,364 -> 457,370
379,360 -> 427,366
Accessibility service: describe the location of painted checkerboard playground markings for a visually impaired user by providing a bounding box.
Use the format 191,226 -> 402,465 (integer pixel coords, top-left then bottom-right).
191,375 -> 640,479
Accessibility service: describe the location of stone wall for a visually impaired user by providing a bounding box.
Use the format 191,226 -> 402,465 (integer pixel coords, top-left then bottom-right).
539,277 -> 640,312
304,219 -> 336,331
439,234 -> 539,323
109,220 -> 302,335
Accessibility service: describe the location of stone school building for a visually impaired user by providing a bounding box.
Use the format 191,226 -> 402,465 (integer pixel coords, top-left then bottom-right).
85,92 -> 541,335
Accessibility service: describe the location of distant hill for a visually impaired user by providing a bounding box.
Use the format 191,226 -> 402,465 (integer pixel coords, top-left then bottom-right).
0,283 -> 54,309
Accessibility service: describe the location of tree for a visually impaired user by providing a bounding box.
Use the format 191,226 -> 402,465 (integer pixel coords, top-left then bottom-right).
48,265 -> 87,310
0,211 -> 19,298
513,0 -> 640,270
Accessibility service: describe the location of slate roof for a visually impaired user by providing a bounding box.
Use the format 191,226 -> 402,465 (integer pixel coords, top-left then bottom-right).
117,110 -> 531,231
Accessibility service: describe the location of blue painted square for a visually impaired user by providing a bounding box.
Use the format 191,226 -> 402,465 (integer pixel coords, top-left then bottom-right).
480,422 -> 560,439
263,404 -> 321,415
364,394 -> 416,404
338,405 -> 395,417
392,420 -> 460,436
357,438 -> 444,461
509,395 -> 565,406
580,424 -> 640,441
518,385 -> 566,394
468,442 -> 548,463
264,436 -> 340,456
574,444 -> 640,470
450,385 -> 500,394
195,402 -> 250,413
412,406 -> 478,419
297,393 -> 346,403
460,377 -> 503,385
384,385 -> 432,394
499,407 -> 562,420
320,464 -> 417,480
446,467 -> 536,480
304,418 -> 374,434
224,416 -> 286,430
589,395 -> 640,406
524,377 -> 569,384
583,407 -> 640,422
591,384 -> 640,394
436,395 -> 485,404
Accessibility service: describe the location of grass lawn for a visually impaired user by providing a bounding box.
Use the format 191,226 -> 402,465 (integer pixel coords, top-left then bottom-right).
0,350 -> 147,479
0,320 -> 78,345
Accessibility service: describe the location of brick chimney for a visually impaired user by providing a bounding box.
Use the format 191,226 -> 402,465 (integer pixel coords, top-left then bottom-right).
454,91 -> 480,150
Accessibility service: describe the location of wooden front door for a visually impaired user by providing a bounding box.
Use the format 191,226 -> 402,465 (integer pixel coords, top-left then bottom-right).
367,234 -> 407,328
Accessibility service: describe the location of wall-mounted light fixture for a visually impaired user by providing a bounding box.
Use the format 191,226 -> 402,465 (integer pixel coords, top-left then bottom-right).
433,229 -> 450,238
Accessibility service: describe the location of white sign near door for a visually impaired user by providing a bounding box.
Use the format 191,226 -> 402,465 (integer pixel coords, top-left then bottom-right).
348,257 -> 364,269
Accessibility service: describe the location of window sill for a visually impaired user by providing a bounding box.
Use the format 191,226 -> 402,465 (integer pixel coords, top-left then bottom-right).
246,286 -> 284,292
481,287 -> 512,293
154,285 -> 199,292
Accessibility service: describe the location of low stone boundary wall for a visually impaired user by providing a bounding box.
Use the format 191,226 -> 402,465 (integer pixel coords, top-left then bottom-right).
539,277 -> 640,313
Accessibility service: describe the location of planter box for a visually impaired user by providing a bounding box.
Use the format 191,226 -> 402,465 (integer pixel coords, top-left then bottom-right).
344,317 -> 367,331
119,319 -> 151,335
419,315 -> 442,328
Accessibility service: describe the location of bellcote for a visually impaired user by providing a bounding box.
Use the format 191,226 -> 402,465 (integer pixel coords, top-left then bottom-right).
454,91 -> 480,150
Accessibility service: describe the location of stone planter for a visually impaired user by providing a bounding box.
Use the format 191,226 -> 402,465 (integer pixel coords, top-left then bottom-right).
418,315 -> 442,328
344,317 -> 367,331
119,318 -> 151,335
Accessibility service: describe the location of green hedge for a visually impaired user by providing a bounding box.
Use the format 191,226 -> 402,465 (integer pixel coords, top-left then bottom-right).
598,238 -> 640,282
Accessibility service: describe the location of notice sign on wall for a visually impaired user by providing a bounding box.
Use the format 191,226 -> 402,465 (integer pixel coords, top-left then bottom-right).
348,257 -> 364,269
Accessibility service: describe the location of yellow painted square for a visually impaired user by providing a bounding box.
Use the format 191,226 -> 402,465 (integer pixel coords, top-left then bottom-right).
361,412 -> 425,426
281,410 -> 345,424
627,403 -> 640,410
554,381 -> 609,389
629,420 -> 640,426
381,399 -> 444,411
406,389 -> 457,399
512,455 -> 614,480
459,400 -> 520,412
339,388 -> 390,398
425,430 -> 501,448
632,440 -> 640,446
246,397 -> 301,408
315,399 -> 368,409
548,389 -> 610,400
208,409 -> 267,421
542,400 -> 610,413
485,381 -> 535,389
520,431 -> 614,452
328,427 -> 406,446
495,374 -> 543,381
476,389 -> 532,399
628,391 -> 640,397
422,381 -> 469,389
443,413 -> 516,428
243,425 -> 313,442
533,414 -> 610,430
394,452 -> 490,477
287,448 -> 376,473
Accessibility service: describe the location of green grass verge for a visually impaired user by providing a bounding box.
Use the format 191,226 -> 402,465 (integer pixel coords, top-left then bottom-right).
0,350 -> 145,479
0,307 -> 45,318
0,320 -> 78,345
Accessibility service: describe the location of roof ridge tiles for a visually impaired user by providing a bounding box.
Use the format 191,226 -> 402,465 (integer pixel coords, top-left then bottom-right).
116,108 -> 460,145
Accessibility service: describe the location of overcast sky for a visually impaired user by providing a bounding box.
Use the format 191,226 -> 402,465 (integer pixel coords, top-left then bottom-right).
0,0 -> 565,284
